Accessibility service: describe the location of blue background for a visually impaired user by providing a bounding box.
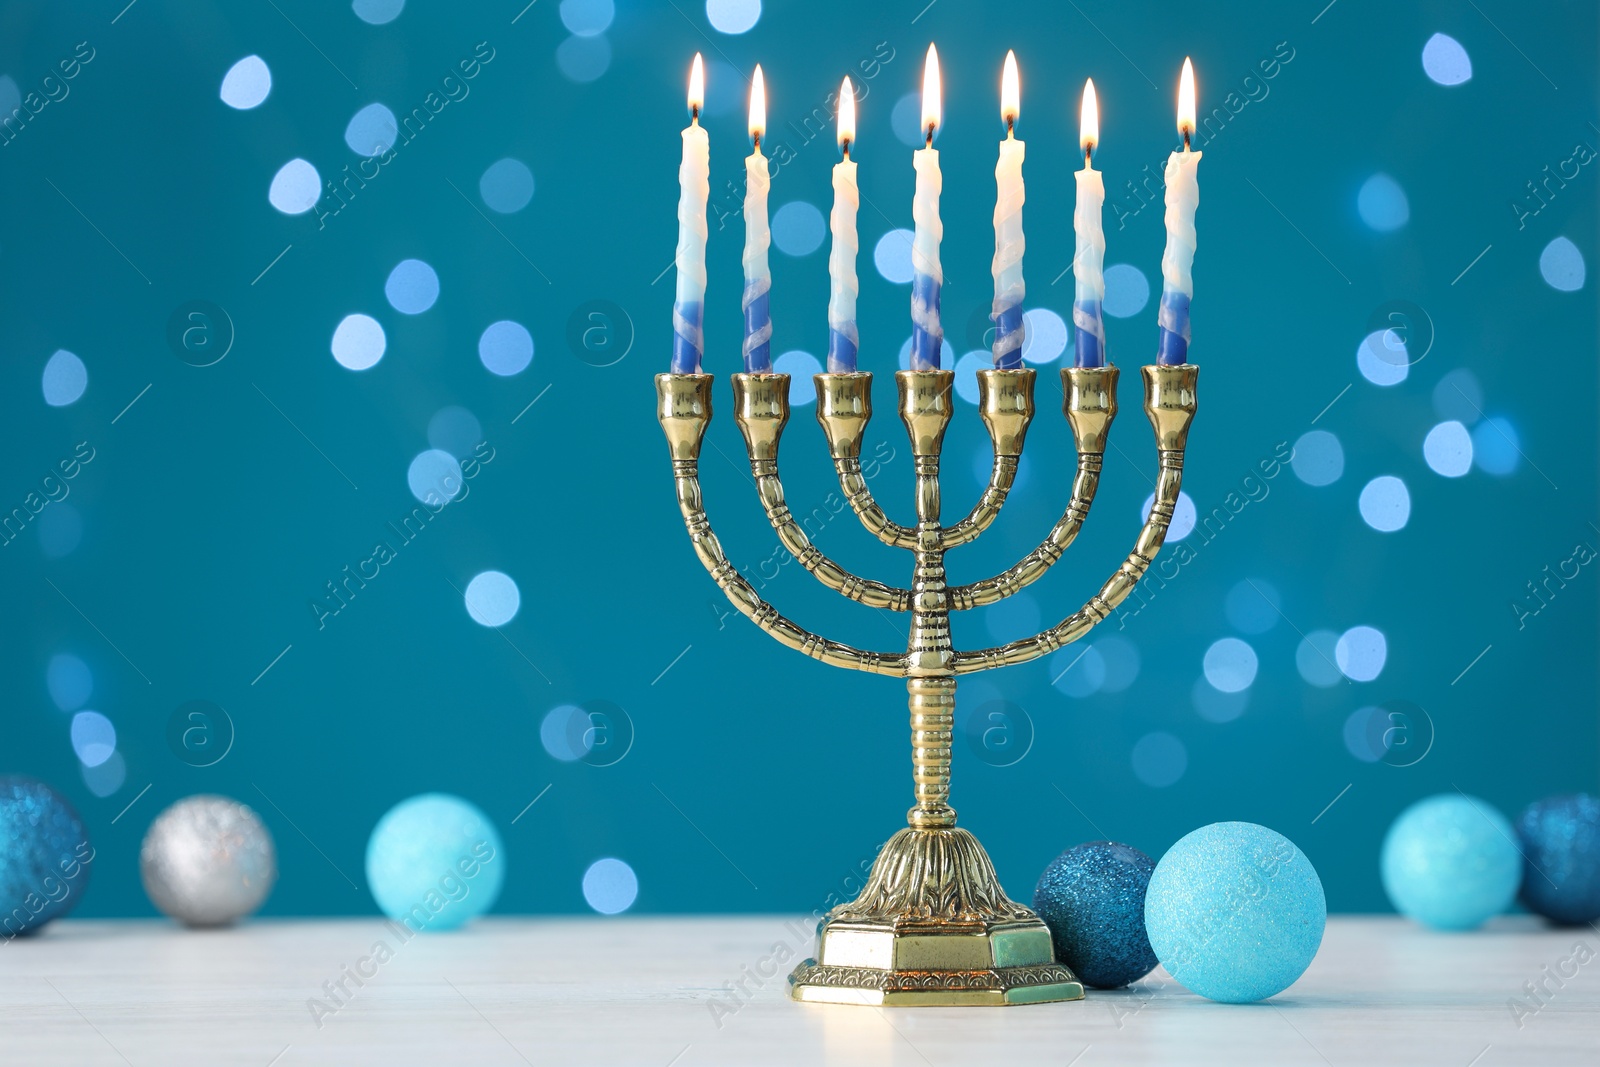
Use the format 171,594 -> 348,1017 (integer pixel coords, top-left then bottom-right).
2,0 -> 1595,919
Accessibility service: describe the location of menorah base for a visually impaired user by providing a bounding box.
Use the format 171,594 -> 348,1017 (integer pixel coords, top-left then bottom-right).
787,827 -> 1086,1006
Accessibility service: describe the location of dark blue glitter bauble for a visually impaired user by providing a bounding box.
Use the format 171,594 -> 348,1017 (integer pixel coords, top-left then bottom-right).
1516,793 -> 1600,925
0,776 -> 92,937
1033,841 -> 1159,989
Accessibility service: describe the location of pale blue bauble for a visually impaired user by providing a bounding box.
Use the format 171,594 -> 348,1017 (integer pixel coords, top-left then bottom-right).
1145,822 -> 1326,1003
1381,793 -> 1519,930
365,793 -> 504,931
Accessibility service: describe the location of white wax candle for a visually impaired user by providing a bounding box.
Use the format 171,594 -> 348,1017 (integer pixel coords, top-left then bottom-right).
740,65 -> 772,373
1160,148 -> 1201,302
1073,169 -> 1105,305
911,146 -> 943,288
909,45 -> 943,371
742,144 -> 772,372
991,136 -> 1025,366
991,50 -> 1025,369
827,153 -> 860,371
671,57 -> 709,374
1157,147 -> 1201,366
1157,58 -> 1201,366
909,143 -> 943,371
1073,166 -> 1106,366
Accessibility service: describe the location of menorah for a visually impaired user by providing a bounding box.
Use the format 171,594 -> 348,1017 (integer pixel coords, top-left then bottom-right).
657,357 -> 1198,1006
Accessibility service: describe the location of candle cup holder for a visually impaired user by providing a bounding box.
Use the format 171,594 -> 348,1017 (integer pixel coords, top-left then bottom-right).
657,360 -> 1198,1006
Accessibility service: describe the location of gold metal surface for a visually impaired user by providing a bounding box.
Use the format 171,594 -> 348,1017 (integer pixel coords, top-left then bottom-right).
656,358 -> 1199,1007
815,372 -> 917,550
943,369 -> 1032,548
733,374 -> 912,611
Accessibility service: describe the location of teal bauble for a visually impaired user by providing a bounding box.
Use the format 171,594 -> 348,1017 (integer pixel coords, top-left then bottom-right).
1033,841 -> 1159,989
0,776 -> 92,936
1145,822 -> 1326,1003
1381,794 -> 1519,931
365,794 -> 504,931
1516,794 -> 1600,925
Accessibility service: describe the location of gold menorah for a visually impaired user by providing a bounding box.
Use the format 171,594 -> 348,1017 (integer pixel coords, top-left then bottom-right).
657,360 -> 1198,1006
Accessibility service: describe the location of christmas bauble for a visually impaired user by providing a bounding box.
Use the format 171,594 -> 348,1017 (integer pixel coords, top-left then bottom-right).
1033,841 -> 1159,989
0,776 -> 91,936
1381,793 -> 1519,931
365,793 -> 503,931
1516,793 -> 1600,925
140,795 -> 277,926
1145,822 -> 1325,1003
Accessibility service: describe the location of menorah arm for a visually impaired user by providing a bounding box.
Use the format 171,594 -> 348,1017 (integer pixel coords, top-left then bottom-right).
948,366 -> 1118,610
732,374 -> 912,612
941,368 -> 1034,549
951,364 -> 1199,673
813,372 -> 918,550
658,373 -> 908,677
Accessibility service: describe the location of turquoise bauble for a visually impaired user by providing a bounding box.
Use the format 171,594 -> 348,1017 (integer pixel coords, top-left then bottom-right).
1381,793 -> 1519,931
1145,822 -> 1326,1003
365,793 -> 504,931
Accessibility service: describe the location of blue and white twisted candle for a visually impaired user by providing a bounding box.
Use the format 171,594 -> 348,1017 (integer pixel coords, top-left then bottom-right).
826,147 -> 860,373
910,144 -> 944,371
1072,166 -> 1107,368
990,133 -> 1026,370
671,106 -> 710,374
741,143 -> 773,373
1156,145 -> 1201,366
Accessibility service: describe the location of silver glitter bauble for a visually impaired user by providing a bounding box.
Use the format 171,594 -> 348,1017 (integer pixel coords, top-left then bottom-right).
140,795 -> 276,927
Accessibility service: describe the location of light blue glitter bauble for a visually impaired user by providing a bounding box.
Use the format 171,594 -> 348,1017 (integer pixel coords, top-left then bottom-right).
0,776 -> 92,936
365,793 -> 504,932
1033,841 -> 1159,989
1516,794 -> 1600,926
1381,793 -> 1520,930
1145,822 -> 1326,1003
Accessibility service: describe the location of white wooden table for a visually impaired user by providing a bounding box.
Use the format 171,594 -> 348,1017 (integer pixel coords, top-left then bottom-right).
1,916 -> 1595,1065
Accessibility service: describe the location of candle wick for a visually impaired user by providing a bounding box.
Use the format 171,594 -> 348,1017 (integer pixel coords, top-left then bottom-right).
1182,127 -> 1191,152
1005,117 -> 1014,139
1084,146 -> 1092,169
925,123 -> 935,148
753,131 -> 761,151
841,138 -> 851,160
691,105 -> 700,123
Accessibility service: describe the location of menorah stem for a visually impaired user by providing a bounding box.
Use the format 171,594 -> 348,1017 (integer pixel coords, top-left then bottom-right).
907,675 -> 956,827
898,370 -> 959,829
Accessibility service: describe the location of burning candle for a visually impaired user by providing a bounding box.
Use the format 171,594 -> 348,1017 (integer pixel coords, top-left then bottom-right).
1073,78 -> 1106,369
827,77 -> 860,373
1158,58 -> 1201,366
909,44 -> 944,372
742,65 -> 773,374
671,54 -> 710,374
990,50 -> 1025,370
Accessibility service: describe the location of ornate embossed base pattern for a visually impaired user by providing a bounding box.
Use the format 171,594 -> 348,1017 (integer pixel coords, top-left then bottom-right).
790,962 -> 1084,1006
788,827 -> 1086,1006
830,827 -> 1036,924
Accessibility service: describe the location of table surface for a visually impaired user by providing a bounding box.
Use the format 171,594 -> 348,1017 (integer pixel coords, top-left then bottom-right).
1,915 -> 1596,1066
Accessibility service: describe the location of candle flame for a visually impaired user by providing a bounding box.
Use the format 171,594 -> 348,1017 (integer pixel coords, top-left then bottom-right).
688,53 -> 704,117
1080,78 -> 1098,155
837,76 -> 856,152
1001,50 -> 1019,129
749,65 -> 766,143
1177,57 -> 1195,143
921,44 -> 941,140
